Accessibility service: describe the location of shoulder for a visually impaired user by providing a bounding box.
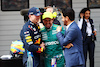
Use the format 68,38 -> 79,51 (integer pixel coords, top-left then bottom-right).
53,24 -> 60,28
70,22 -> 79,30
22,22 -> 34,31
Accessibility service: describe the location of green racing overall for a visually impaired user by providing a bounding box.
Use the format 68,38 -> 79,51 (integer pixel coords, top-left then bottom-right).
40,24 -> 65,67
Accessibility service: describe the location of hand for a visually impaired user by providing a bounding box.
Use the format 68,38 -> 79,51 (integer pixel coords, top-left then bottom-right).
56,26 -> 62,32
64,43 -> 73,49
37,18 -> 41,24
37,19 -> 44,29
80,13 -> 84,19
40,42 -> 45,50
93,31 -> 97,36
38,23 -> 44,29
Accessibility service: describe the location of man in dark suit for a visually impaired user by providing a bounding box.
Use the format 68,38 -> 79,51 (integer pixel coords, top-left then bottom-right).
56,8 -> 85,67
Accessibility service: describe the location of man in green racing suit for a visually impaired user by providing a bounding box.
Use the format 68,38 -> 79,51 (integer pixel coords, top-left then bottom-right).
38,12 -> 65,67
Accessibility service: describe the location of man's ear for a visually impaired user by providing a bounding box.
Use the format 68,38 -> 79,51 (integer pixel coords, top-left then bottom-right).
65,16 -> 69,22
65,16 -> 69,20
28,15 -> 31,18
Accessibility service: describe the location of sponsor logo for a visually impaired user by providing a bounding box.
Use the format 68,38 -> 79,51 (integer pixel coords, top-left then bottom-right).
24,31 -> 29,34
34,38 -> 41,44
25,36 -> 31,39
26,39 -> 32,43
34,31 -> 38,34
42,32 -> 48,40
28,41 -> 33,45
45,41 -> 59,46
33,28 -> 36,31
25,34 -> 30,37
34,35 -> 41,39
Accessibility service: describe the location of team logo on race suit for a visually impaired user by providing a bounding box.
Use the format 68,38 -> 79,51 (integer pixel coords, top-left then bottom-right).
34,38 -> 41,44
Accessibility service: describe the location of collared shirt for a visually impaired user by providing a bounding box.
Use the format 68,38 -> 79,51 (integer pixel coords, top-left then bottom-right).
66,21 -> 74,31
85,19 -> 92,36
77,18 -> 93,36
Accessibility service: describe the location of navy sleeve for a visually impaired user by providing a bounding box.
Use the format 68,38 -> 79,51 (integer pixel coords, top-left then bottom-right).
20,26 -> 42,53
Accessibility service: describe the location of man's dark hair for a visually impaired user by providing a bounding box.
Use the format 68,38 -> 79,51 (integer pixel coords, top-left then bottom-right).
62,7 -> 75,21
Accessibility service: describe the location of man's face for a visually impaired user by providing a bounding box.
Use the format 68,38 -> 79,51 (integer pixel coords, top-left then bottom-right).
30,14 -> 40,24
62,15 -> 68,25
84,10 -> 90,19
43,18 -> 53,29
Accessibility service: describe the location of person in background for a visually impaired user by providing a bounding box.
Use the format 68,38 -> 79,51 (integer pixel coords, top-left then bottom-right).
77,8 -> 97,67
20,7 -> 45,67
56,8 -> 85,67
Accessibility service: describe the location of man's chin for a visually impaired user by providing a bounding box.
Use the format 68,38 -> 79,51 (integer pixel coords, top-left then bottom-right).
46,27 -> 50,29
46,25 -> 51,29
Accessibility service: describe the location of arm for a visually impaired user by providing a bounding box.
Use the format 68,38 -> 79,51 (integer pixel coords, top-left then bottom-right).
56,29 -> 77,46
77,18 -> 83,29
56,26 -> 74,48
63,43 -> 74,49
20,27 -> 45,53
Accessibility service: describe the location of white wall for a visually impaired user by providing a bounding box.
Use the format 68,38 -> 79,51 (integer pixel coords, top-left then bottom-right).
0,0 -> 44,56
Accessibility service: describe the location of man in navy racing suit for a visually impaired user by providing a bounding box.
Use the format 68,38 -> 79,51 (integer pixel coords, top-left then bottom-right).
20,7 -> 45,67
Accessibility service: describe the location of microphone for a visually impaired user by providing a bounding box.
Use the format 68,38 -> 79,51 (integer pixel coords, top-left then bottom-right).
20,9 -> 29,16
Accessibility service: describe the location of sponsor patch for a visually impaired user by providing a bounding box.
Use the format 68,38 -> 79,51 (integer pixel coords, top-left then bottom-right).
45,41 -> 59,46
25,36 -> 31,39
28,41 -> 33,45
34,35 -> 41,39
24,31 -> 29,34
34,31 -> 38,34
25,34 -> 30,37
34,38 -> 41,44
26,39 -> 32,43
33,28 -> 36,31
28,25 -> 33,31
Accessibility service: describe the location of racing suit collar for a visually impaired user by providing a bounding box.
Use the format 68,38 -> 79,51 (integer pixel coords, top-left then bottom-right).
28,20 -> 34,25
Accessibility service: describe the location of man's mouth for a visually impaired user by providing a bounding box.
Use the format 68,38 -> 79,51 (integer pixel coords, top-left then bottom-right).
46,24 -> 51,28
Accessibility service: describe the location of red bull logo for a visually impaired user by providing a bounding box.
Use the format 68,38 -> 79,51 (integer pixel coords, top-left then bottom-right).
51,57 -> 57,67
34,38 -> 41,44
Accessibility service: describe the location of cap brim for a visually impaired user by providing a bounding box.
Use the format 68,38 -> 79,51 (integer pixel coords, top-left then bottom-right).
43,16 -> 52,19
34,12 -> 42,16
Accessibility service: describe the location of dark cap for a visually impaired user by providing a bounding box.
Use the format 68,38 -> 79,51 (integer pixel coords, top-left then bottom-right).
28,7 -> 42,16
